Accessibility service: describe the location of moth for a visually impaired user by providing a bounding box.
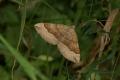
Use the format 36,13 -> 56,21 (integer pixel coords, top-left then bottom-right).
34,23 -> 80,63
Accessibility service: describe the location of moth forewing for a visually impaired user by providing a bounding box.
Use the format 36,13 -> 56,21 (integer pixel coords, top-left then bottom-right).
57,42 -> 80,63
34,23 -> 58,45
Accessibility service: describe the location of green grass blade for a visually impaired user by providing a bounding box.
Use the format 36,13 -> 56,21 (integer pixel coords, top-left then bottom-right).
0,35 -> 48,80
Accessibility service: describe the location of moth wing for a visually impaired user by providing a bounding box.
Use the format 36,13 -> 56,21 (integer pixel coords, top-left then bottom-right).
34,23 -> 58,45
34,23 -> 80,63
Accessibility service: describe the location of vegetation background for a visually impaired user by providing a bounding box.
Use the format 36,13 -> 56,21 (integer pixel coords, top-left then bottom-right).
0,0 -> 120,80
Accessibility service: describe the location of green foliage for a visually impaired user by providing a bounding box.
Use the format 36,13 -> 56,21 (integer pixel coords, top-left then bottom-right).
0,35 -> 48,80
0,0 -> 120,80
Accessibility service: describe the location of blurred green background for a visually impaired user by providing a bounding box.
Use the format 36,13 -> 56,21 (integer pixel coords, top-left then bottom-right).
0,0 -> 120,80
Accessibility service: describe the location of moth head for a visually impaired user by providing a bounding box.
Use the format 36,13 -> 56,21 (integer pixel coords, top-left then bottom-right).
34,23 -> 44,28
34,23 -> 46,33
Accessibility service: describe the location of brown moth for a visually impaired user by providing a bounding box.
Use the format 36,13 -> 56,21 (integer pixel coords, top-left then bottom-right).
34,23 -> 80,63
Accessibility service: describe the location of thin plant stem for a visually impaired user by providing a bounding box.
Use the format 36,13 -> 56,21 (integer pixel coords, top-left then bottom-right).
11,0 -> 27,80
111,53 -> 120,80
